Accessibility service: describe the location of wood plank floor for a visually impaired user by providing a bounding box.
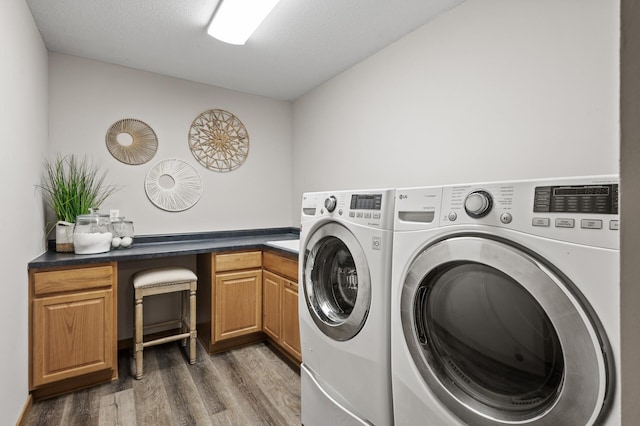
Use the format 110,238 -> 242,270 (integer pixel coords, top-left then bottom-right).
26,341 -> 301,425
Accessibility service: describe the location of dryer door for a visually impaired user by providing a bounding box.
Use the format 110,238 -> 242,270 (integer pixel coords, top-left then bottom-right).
401,235 -> 612,426
303,222 -> 371,341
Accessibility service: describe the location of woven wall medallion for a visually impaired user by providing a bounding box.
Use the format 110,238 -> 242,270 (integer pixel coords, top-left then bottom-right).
106,118 -> 158,165
145,159 -> 202,212
188,109 -> 249,172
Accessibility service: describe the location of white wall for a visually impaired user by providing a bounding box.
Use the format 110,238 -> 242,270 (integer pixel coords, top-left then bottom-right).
49,54 -> 294,236
0,0 -> 48,422
292,0 -> 619,222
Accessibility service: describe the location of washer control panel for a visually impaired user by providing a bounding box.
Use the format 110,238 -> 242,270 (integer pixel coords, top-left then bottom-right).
301,189 -> 395,230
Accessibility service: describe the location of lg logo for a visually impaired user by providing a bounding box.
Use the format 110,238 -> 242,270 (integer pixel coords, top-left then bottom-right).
398,194 -> 408,200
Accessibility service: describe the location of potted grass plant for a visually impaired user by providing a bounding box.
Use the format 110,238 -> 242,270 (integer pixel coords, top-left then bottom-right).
37,154 -> 120,252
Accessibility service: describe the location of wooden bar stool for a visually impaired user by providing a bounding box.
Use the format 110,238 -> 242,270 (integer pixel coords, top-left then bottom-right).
132,266 -> 197,379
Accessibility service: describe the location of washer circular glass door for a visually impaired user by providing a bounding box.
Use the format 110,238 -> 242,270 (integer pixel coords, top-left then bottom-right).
401,235 -> 611,426
303,222 -> 371,341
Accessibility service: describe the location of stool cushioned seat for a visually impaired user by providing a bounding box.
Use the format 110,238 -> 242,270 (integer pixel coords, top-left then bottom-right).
132,266 -> 197,379
133,267 -> 197,289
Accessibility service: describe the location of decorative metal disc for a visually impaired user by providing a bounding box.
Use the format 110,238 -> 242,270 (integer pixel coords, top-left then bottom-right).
106,118 -> 158,165
188,109 -> 249,172
145,159 -> 202,212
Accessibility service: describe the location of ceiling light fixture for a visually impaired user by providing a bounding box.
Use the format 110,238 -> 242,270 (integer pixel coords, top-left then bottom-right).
207,0 -> 281,45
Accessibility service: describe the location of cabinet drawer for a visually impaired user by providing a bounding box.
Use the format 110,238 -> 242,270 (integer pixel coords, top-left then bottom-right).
263,251 -> 298,281
215,251 -> 262,272
33,265 -> 114,296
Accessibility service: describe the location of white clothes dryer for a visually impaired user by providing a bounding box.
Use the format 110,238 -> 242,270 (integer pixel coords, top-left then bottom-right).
299,189 -> 395,426
391,176 -> 620,425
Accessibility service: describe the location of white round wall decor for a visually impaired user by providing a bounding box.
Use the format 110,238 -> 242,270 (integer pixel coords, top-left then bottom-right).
145,159 -> 202,212
188,109 -> 249,172
106,118 -> 158,165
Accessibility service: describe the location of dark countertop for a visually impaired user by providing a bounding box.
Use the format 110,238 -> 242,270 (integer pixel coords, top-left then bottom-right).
29,227 -> 300,269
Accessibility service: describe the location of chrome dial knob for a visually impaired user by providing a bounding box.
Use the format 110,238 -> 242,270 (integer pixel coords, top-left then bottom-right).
324,196 -> 337,212
464,190 -> 493,218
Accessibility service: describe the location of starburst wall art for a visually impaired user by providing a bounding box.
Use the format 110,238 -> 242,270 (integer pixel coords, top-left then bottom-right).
188,109 -> 249,172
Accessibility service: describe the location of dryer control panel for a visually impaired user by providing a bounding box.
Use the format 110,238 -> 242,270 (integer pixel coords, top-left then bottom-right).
440,176 -> 619,250
394,176 -> 619,250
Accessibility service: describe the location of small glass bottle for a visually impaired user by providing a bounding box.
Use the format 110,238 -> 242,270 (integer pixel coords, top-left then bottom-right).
111,217 -> 135,249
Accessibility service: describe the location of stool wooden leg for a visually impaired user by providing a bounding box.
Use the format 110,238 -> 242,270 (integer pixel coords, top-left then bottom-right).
135,292 -> 144,379
181,290 -> 187,347
189,285 -> 197,364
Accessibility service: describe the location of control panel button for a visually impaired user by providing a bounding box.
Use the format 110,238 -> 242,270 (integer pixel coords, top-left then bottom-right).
500,213 -> 512,224
610,220 -> 619,230
373,213 -> 381,219
532,218 -> 550,227
356,212 -> 363,218
349,211 -> 355,218
448,212 -> 457,222
364,212 -> 371,219
464,190 -> 493,218
581,219 -> 603,230
555,218 -> 575,228
338,209 -> 343,216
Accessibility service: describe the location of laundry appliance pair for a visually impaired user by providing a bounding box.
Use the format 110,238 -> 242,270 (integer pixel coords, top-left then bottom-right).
299,176 -> 620,426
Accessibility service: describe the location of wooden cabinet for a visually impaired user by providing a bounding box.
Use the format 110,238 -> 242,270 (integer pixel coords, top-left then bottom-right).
263,270 -> 281,341
215,269 -> 263,341
262,251 -> 301,363
197,251 -> 263,352
281,278 -> 301,360
29,263 -> 117,396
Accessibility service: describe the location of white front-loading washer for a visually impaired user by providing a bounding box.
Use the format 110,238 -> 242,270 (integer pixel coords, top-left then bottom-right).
391,176 -> 620,425
299,189 -> 395,426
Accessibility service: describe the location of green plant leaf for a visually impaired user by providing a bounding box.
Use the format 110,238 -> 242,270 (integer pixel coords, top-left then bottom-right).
36,154 -> 121,225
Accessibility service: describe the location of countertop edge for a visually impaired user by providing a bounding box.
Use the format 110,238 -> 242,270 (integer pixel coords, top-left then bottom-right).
29,227 -> 300,269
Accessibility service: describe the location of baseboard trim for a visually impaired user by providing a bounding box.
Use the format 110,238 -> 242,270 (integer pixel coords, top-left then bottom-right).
16,394 -> 32,426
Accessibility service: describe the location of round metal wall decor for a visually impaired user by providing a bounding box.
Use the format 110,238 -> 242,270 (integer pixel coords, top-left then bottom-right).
188,109 -> 249,172
145,159 -> 202,212
106,118 -> 158,165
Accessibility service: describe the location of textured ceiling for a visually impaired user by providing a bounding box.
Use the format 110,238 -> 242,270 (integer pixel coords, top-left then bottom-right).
26,0 -> 464,101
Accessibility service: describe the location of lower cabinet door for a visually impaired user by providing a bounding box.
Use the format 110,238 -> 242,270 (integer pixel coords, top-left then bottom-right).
263,271 -> 282,341
281,279 -> 301,361
215,269 -> 263,341
32,289 -> 114,387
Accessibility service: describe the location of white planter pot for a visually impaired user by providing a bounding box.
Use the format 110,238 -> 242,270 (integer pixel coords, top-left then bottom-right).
55,221 -> 75,253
